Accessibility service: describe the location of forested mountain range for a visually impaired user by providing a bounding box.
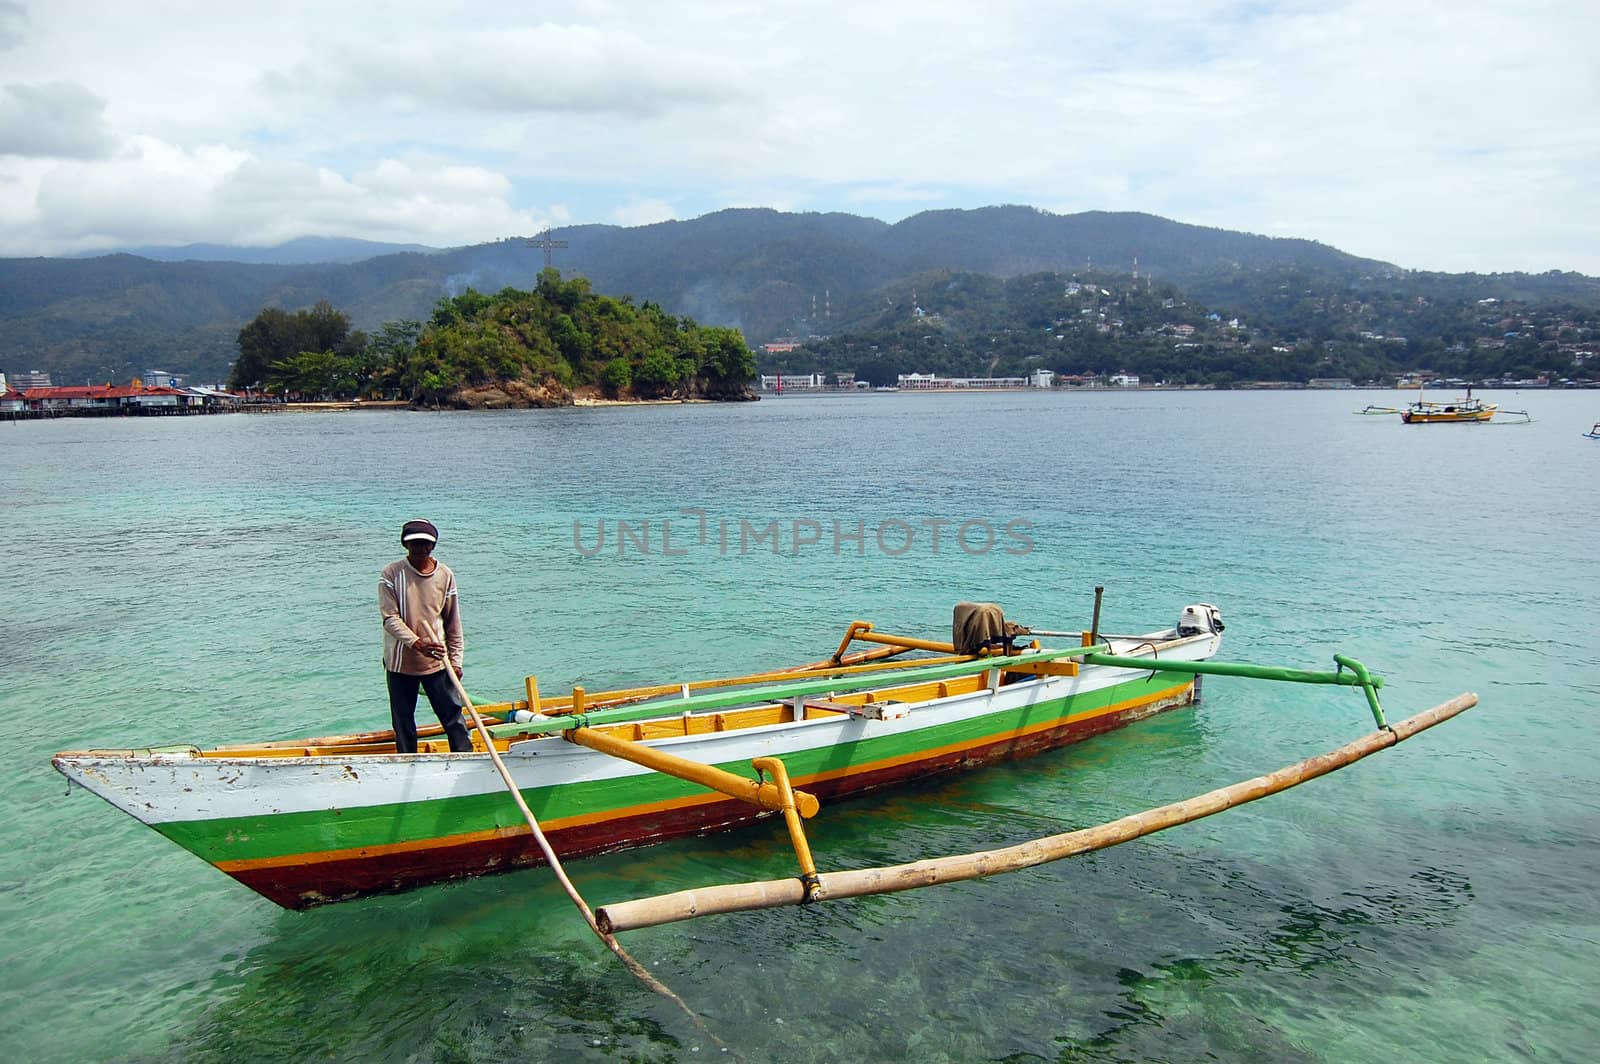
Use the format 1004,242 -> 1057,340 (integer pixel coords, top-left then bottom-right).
2,206 -> 1596,386
774,265 -> 1600,387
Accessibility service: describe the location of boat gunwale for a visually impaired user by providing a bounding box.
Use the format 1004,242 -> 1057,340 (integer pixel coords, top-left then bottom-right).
53,630 -> 1212,766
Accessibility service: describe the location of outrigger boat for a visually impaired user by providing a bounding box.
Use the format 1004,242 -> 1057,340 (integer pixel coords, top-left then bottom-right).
53,601 -> 1468,921
1402,385 -> 1496,424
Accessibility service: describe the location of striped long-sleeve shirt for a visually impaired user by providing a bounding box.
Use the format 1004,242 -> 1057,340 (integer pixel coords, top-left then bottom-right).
379,558 -> 463,675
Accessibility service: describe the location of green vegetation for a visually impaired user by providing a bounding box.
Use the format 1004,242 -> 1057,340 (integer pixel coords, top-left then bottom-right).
230,270 -> 756,403
769,267 -> 1597,387
232,300 -> 368,393
5,207 -> 1598,389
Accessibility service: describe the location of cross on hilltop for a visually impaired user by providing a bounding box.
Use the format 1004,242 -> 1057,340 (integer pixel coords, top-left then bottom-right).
527,228 -> 568,272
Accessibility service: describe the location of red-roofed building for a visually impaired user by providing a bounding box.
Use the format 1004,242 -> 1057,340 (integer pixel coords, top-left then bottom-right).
21,383 -> 197,417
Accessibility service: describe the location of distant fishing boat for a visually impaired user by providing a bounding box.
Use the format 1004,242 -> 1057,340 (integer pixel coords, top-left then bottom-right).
1402,385 -> 1496,424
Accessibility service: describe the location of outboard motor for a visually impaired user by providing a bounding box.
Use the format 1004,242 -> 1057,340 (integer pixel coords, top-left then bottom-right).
1177,603 -> 1224,637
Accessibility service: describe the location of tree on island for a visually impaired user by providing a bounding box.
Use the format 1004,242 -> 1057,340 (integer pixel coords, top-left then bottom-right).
231,300 -> 363,392
231,270 -> 757,404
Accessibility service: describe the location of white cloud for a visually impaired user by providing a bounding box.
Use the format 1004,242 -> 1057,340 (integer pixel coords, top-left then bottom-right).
0,1 -> 1595,271
845,184 -> 949,205
267,24 -> 749,120
0,0 -> 24,52
0,82 -> 115,159
0,138 -> 549,254
0,2 -> 22,53
609,199 -> 677,227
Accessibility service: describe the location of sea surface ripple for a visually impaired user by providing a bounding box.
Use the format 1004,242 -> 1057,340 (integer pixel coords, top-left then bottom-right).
3,389 -> 1597,1062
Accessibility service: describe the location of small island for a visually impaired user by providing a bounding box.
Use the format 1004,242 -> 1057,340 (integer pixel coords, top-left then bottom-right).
229,268 -> 757,408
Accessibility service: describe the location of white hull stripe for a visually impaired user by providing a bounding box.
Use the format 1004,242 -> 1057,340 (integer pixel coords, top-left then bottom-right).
54,635 -> 1220,825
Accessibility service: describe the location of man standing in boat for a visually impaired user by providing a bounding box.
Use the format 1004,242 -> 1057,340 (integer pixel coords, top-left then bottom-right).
379,519 -> 473,753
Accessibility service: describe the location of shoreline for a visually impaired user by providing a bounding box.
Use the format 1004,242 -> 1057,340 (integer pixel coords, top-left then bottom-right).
573,396 -> 715,407
8,384 -> 1584,423
241,399 -> 409,413
756,381 -> 1597,395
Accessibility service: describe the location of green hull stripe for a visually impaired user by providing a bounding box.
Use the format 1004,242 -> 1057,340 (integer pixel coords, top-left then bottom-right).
154,675 -> 1185,863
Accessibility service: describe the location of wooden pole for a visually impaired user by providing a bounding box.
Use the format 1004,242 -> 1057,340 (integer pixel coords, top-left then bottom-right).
594,692 -> 1476,934
426,635 -> 735,1055
847,630 -> 959,654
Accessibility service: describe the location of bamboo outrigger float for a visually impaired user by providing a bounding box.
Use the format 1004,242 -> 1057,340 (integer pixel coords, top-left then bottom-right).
596,692 -> 1476,932
53,600 -> 1473,921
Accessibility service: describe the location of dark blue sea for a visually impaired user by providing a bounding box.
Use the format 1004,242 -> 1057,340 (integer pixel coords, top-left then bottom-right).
4,389 -> 1597,1062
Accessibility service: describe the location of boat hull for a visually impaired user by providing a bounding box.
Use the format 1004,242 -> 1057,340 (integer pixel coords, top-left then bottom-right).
1401,401 -> 1496,424
54,634 -> 1219,909
238,680 -> 1194,907
1401,410 -> 1494,423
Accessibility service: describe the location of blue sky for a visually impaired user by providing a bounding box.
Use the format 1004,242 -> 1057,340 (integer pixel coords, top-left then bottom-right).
0,0 -> 1596,273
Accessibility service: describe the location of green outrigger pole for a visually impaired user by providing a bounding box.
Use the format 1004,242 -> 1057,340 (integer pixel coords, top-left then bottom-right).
1081,651 -> 1387,728
486,643 -> 1387,739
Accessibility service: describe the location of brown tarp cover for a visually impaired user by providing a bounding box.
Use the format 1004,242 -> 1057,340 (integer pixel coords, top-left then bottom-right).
953,601 -> 1010,655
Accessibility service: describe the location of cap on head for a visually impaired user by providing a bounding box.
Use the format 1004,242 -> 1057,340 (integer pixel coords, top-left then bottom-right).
401,519 -> 439,545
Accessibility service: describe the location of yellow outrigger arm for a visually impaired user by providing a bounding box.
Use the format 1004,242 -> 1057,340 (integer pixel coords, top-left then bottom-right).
563,728 -> 824,897
564,726 -> 819,819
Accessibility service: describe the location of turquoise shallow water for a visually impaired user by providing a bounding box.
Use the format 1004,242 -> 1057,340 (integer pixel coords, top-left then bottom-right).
3,390 -> 1598,1062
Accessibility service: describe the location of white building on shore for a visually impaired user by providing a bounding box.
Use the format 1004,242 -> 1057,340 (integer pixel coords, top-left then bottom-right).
896,371 -> 1055,390
759,369 -> 1058,392
757,372 -> 828,391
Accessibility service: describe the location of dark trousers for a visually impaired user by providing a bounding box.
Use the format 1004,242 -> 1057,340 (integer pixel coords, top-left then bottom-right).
387,669 -> 473,753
